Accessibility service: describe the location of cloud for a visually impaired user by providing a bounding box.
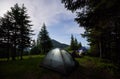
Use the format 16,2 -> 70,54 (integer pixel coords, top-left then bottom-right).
0,0 -> 75,34
67,26 -> 85,34
63,23 -> 85,35
0,0 -> 75,25
0,0 -> 88,46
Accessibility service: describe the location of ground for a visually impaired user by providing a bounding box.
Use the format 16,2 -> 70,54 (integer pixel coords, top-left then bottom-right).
0,55 -> 119,79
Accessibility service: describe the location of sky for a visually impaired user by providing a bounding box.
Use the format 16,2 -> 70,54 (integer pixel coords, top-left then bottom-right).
0,0 -> 89,46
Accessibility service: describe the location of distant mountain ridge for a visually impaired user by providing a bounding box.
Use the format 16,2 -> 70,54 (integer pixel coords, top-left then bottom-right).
51,39 -> 69,49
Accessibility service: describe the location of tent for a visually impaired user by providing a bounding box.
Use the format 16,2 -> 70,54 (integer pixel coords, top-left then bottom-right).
40,48 -> 77,75
78,47 -> 87,56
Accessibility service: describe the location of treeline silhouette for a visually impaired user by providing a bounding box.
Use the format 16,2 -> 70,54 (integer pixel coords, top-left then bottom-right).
62,0 -> 120,65
0,4 -> 33,60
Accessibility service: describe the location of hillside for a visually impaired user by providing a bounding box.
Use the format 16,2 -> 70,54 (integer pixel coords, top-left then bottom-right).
51,39 -> 69,49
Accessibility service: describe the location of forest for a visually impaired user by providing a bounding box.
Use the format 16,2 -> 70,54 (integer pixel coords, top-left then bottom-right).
0,0 -> 120,79
62,0 -> 120,65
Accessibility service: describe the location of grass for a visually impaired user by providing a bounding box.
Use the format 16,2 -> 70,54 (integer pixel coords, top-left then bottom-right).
76,56 -> 120,79
0,55 -> 119,79
0,55 -> 52,79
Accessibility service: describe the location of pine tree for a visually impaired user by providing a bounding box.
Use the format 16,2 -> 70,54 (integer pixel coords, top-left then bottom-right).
9,4 -> 32,60
70,35 -> 82,51
70,34 -> 75,51
0,17 -> 9,59
37,23 -> 53,54
0,13 -> 13,60
78,42 -> 82,49
74,38 -> 78,50
0,3 -> 33,60
17,4 -> 33,60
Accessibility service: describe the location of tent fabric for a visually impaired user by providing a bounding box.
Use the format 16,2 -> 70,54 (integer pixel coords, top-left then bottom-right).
41,48 -> 76,75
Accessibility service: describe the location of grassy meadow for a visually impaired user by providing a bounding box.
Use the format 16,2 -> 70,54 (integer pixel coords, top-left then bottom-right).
0,55 -> 120,79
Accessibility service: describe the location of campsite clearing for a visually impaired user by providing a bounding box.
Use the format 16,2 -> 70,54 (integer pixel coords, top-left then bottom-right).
0,55 -> 119,79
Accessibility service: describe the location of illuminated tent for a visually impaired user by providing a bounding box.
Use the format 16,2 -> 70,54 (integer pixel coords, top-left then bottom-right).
78,47 -> 88,56
41,48 -> 77,75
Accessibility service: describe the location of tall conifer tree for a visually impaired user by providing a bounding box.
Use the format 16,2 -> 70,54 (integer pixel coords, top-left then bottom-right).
37,23 -> 53,54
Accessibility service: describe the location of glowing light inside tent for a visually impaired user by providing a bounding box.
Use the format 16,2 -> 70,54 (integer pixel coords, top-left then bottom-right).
53,48 -> 60,56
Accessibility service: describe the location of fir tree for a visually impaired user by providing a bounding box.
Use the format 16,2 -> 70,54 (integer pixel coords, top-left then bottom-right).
70,34 -> 75,51
0,3 -> 33,60
74,38 -> 78,50
78,42 -> 82,49
70,35 -> 82,51
37,23 -> 53,54
10,4 -> 32,60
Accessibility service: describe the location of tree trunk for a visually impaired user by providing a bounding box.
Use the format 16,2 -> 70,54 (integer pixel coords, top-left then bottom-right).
12,46 -> 16,60
7,47 -> 10,61
20,48 -> 23,60
99,41 -> 102,58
